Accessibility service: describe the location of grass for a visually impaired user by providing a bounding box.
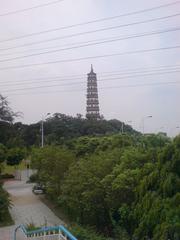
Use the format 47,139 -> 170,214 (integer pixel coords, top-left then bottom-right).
25,222 -> 41,231
39,195 -> 70,226
0,210 -> 14,227
2,161 -> 26,175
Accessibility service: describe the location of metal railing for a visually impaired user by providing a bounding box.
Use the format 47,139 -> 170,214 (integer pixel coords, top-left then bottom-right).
14,225 -> 77,240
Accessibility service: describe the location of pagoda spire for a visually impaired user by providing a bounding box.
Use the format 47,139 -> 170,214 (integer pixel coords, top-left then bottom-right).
90,64 -> 94,73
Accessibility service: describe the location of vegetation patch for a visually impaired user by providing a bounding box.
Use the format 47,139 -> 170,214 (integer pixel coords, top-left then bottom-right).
70,225 -> 109,240
0,210 -> 14,227
25,222 -> 41,231
0,184 -> 14,227
31,134 -> 180,240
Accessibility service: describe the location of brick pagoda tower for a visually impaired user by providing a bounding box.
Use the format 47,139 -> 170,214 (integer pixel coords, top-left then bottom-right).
86,65 -> 100,120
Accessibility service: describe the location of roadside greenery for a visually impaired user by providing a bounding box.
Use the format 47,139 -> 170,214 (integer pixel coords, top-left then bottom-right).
31,134 -> 179,240
0,184 -> 13,226
0,93 -> 179,238
0,94 -> 20,226
0,113 -> 137,148
70,225 -> 109,240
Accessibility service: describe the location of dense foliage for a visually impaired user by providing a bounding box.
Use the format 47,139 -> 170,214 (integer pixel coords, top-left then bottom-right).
6,147 -> 26,166
0,95 -> 16,226
0,93 -> 179,238
0,113 -> 137,147
0,184 -> 12,226
31,133 -> 179,240
0,94 -> 18,123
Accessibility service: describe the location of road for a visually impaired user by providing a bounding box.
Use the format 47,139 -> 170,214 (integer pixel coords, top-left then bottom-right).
0,173 -> 64,240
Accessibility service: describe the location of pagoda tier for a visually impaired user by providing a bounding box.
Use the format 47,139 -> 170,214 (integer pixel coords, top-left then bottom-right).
86,65 -> 100,120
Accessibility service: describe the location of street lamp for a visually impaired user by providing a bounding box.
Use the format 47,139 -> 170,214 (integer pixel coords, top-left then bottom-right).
142,115 -> 152,135
121,120 -> 132,134
121,122 -> 124,134
176,126 -> 180,135
169,126 -> 180,137
41,113 -> 50,148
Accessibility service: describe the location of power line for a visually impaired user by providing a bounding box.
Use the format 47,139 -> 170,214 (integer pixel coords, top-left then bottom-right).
0,63 -> 180,85
0,0 -> 179,41
103,81 -> 180,89
0,39 -> 93,57
0,26 -> 178,58
1,69 -> 180,93
6,80 -> 180,97
0,66 -> 180,87
0,0 -> 64,17
0,27 -> 179,63
0,45 -> 179,71
0,12 -> 180,52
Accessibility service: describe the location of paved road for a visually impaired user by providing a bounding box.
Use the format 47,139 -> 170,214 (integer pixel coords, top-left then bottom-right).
0,177 -> 64,240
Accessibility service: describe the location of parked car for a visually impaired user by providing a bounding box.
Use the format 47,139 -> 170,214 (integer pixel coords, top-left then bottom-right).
32,184 -> 45,194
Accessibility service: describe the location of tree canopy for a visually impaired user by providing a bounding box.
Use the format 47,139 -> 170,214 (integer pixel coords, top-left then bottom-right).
0,93 -> 179,238
0,94 -> 18,123
31,133 -> 179,240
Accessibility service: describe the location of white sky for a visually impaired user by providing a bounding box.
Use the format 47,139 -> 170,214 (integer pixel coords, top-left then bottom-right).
0,0 -> 180,136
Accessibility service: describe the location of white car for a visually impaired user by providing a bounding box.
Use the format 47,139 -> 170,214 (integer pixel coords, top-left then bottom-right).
32,184 -> 44,194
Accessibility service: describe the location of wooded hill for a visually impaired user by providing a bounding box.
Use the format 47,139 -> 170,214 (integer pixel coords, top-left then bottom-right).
31,133 -> 180,240
0,113 -> 138,147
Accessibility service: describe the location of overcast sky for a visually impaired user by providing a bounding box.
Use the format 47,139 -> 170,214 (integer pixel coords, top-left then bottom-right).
0,0 -> 180,136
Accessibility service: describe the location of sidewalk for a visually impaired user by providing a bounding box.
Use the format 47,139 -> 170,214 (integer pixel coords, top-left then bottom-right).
0,173 -> 64,240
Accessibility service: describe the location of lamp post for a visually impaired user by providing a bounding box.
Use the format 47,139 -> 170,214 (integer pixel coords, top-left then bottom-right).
121,122 -> 124,134
169,126 -> 180,137
142,115 -> 152,135
121,120 -> 132,134
176,126 -> 180,135
41,113 -> 50,148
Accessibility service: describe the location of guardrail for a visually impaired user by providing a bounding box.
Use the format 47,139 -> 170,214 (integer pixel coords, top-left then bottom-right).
14,224 -> 77,240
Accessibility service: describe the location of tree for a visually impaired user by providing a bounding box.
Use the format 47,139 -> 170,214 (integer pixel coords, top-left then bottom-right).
0,94 -> 22,146
0,144 -> 7,174
0,94 -> 19,122
0,144 -> 6,163
6,148 -> 25,166
132,136 -> 180,240
31,146 -> 75,199
0,183 -> 11,224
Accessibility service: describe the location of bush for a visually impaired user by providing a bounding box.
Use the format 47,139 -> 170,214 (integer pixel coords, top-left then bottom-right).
28,173 -> 39,183
0,184 -> 13,226
25,222 -> 41,231
0,173 -> 14,179
6,147 -> 26,166
70,225 -> 110,240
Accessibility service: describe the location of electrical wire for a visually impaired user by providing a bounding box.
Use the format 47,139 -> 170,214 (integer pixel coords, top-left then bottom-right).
0,0 -> 179,41
0,0 -> 65,17
0,45 -> 179,71
0,27 -> 179,63
1,69 -> 180,93
0,12 -> 180,52
6,80 -> 180,97
0,66 -> 180,87
0,26 -> 179,58
0,63 -> 179,85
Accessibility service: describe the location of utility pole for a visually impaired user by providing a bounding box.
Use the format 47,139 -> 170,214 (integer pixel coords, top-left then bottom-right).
121,122 -> 124,134
41,119 -> 44,148
41,113 -> 50,148
142,115 -> 152,135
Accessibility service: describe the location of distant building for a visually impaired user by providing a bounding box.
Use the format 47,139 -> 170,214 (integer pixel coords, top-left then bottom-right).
158,132 -> 167,137
86,65 -> 100,120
